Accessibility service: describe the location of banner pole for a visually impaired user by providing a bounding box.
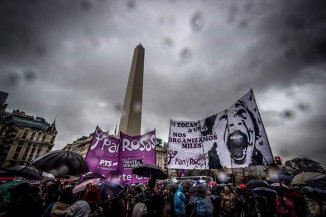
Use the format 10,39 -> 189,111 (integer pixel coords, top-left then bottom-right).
225,109 -> 235,185
198,120 -> 207,171
166,119 -> 172,176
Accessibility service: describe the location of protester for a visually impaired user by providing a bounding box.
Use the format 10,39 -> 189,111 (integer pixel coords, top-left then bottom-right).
195,185 -> 210,217
82,187 -> 103,217
174,185 -> 186,217
66,200 -> 91,217
275,191 -> 297,217
221,186 -> 236,217
6,182 -> 42,217
50,187 -> 74,217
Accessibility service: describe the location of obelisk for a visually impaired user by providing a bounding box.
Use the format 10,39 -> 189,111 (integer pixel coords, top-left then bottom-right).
118,44 -> 144,136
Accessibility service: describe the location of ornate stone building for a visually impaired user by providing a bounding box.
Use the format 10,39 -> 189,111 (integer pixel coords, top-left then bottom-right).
0,109 -> 57,167
62,133 -> 96,158
155,138 -> 167,170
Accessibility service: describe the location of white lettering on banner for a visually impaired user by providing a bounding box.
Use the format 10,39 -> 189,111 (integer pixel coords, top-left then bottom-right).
122,134 -> 156,152
101,138 -> 119,153
120,174 -> 146,181
90,129 -> 106,150
99,159 -> 113,167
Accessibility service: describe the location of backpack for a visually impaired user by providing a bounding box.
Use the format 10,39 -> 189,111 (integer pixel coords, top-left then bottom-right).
196,197 -> 208,217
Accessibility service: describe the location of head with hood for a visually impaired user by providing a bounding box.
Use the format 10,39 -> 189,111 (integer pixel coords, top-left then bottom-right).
177,185 -> 184,193
66,200 -> 91,217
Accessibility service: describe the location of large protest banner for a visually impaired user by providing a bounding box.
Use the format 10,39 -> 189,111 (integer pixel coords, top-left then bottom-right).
167,120 -> 219,170
119,131 -> 156,184
85,127 -> 120,177
167,90 -> 274,169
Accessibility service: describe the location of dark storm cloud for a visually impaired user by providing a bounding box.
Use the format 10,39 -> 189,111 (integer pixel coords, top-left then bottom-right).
0,0 -> 325,166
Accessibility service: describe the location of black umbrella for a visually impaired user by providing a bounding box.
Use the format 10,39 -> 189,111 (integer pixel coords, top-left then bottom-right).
98,181 -> 124,202
252,187 -> 277,197
31,150 -> 88,175
80,172 -> 105,183
6,165 -> 41,180
179,179 -> 196,189
305,174 -> 326,191
132,164 -> 168,179
246,180 -> 270,192
189,184 -> 207,193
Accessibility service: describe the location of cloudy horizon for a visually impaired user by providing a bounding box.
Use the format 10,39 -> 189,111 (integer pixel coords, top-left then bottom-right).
1,0 -> 325,166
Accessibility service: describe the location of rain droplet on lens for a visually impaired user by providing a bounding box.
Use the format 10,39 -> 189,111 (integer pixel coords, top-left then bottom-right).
179,48 -> 192,64
35,46 -> 47,56
283,110 -> 295,119
114,103 -> 122,112
126,0 -> 136,10
190,12 -> 204,32
7,72 -> 19,86
244,1 -> 254,12
229,4 -> 238,15
249,59 -> 261,72
238,19 -> 248,28
133,102 -> 142,113
23,70 -> 37,82
81,0 -> 91,11
298,103 -> 309,111
163,37 -> 174,48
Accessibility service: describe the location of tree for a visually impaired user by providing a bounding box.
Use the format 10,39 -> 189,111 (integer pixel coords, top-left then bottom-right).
281,158 -> 325,176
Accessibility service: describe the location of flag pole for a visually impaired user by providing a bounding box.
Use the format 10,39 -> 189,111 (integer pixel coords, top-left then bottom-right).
225,109 -> 235,185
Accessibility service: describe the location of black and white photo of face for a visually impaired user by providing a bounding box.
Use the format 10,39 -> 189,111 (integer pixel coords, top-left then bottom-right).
226,99 -> 260,165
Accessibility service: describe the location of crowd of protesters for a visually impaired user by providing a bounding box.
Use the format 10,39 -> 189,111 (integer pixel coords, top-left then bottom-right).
0,177 -> 325,217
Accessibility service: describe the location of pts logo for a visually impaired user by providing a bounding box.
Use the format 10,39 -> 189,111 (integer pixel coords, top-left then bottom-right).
99,159 -> 118,167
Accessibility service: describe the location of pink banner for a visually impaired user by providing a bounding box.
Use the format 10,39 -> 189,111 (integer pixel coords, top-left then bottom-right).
85,127 -> 119,178
118,131 -> 156,184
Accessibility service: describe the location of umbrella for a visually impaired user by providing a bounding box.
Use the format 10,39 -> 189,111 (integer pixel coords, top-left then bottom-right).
269,172 -> 292,184
98,182 -> 124,201
305,174 -> 326,191
42,172 -> 55,180
238,183 -> 246,190
0,180 -> 25,203
189,184 -> 207,193
271,183 -> 290,189
291,172 -> 323,185
72,178 -> 101,194
179,179 -> 196,189
252,187 -> 277,197
246,180 -> 270,192
132,164 -> 168,179
31,150 -> 89,175
6,165 -> 41,180
208,180 -> 217,188
80,172 -> 105,183
302,186 -> 326,195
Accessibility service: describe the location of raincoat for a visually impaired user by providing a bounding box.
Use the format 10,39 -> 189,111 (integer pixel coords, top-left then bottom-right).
174,185 -> 186,216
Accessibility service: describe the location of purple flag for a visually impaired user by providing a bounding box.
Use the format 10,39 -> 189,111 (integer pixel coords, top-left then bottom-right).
119,131 -> 156,184
85,127 -> 119,178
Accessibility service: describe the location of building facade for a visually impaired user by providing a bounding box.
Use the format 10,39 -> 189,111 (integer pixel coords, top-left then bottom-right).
62,133 -> 95,158
0,109 -> 57,167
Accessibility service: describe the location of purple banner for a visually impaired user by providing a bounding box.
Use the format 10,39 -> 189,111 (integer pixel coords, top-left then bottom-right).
119,130 -> 156,184
85,127 -> 119,178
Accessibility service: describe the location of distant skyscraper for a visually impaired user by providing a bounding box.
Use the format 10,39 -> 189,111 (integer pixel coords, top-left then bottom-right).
118,44 -> 145,136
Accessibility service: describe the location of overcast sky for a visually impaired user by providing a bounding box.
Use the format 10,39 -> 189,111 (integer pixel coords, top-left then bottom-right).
1,0 -> 325,166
